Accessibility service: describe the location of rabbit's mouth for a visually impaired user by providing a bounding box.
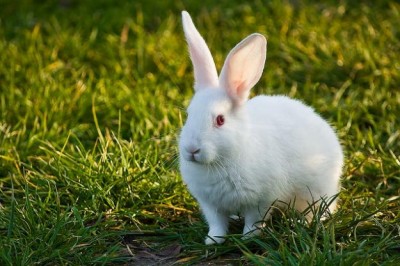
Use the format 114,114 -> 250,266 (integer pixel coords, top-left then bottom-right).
181,149 -> 213,164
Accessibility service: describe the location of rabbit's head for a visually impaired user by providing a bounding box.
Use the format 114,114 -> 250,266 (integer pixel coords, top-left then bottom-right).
179,11 -> 267,165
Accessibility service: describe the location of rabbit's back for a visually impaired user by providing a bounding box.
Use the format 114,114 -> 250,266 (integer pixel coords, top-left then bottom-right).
247,95 -> 342,160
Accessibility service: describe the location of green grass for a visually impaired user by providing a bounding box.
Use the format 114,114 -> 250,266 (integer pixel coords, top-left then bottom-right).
1,0 -> 400,264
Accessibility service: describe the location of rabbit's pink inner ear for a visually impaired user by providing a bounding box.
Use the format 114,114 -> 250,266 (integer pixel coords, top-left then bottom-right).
227,80 -> 251,106
219,33 -> 267,105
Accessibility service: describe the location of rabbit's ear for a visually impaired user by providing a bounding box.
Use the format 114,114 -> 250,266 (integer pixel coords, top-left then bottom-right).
219,34 -> 267,106
182,11 -> 219,91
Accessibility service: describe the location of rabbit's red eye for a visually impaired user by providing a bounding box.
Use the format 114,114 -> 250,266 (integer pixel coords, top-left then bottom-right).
215,115 -> 225,127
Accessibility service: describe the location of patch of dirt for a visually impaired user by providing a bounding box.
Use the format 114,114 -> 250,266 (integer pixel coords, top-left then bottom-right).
121,233 -> 249,265
123,241 -> 181,266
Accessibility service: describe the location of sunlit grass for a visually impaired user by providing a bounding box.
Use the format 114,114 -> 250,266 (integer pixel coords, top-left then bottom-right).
1,0 -> 399,264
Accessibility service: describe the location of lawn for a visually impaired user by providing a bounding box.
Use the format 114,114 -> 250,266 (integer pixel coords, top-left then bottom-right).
0,0 -> 399,264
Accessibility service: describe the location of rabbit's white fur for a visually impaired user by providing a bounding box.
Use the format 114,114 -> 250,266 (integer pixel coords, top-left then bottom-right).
179,11 -> 343,245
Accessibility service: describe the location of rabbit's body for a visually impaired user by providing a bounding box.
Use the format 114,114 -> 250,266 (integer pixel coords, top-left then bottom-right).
181,94 -> 342,213
179,11 -> 343,244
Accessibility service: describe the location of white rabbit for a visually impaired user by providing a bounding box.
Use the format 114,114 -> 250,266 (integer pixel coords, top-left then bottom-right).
179,11 -> 343,245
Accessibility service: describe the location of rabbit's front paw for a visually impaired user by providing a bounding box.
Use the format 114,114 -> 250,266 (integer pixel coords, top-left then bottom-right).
205,235 -> 225,245
242,227 -> 261,240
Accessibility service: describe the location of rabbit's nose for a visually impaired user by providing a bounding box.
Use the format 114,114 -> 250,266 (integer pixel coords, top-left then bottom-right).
186,146 -> 200,155
185,146 -> 201,161
191,148 -> 200,155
